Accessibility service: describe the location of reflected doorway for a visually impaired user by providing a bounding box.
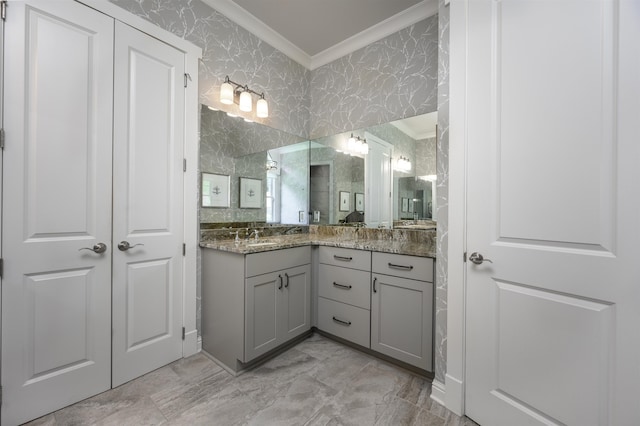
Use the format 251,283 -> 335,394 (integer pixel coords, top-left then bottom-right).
309,163 -> 333,225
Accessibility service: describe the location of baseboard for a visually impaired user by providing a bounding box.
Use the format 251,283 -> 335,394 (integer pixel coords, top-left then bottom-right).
183,329 -> 199,357
445,373 -> 464,416
197,335 -> 202,352
431,379 -> 446,406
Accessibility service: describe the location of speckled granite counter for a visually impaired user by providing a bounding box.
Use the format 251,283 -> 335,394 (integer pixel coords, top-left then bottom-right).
200,225 -> 436,258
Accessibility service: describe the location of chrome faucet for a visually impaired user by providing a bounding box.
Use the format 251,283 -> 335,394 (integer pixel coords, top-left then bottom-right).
229,230 -> 240,243
248,229 -> 260,241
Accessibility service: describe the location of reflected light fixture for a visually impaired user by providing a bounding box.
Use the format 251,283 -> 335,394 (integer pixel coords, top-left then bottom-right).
219,75 -> 269,118
345,133 -> 368,155
396,156 -> 412,172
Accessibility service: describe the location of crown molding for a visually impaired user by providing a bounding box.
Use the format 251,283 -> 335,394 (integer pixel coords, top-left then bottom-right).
201,0 -> 438,71
310,0 -> 438,70
201,0 -> 312,68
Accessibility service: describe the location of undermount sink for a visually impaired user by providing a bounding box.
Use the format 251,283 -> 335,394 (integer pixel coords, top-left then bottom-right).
245,241 -> 279,247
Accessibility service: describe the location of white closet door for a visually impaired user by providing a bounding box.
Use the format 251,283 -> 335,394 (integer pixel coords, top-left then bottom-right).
111,21 -> 185,387
462,0 -> 640,424
365,134 -> 393,228
1,2 -> 114,425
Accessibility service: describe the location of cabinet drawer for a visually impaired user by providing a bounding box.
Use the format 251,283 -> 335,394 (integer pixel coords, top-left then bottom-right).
318,246 -> 371,271
317,297 -> 370,348
246,246 -> 311,277
372,252 -> 433,282
318,264 -> 370,310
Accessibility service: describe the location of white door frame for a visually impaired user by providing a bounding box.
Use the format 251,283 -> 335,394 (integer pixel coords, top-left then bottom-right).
443,0 -> 471,416
75,0 -> 202,356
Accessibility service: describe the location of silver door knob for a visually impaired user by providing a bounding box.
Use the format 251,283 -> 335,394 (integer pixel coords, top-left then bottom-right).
118,241 -> 144,251
79,242 -> 107,254
469,252 -> 493,265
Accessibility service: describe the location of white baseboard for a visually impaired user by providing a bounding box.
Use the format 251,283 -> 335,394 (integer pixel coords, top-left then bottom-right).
445,373 -> 464,416
183,329 -> 199,357
431,379 -> 446,406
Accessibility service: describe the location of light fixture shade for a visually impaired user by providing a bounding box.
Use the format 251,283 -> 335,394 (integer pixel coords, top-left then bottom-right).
256,97 -> 269,118
220,81 -> 234,104
239,90 -> 252,112
360,141 -> 369,154
348,134 -> 356,150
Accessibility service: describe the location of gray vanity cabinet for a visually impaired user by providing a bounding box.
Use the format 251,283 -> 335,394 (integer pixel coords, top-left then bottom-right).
316,247 -> 372,348
201,246 -> 310,373
371,252 -> 434,370
245,263 -> 311,361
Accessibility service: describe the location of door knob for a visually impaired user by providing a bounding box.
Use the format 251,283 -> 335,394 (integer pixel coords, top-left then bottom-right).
79,243 -> 107,254
118,241 -> 144,251
469,252 -> 493,265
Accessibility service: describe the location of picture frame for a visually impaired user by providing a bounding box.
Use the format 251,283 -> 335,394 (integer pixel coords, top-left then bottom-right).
239,177 -> 262,209
355,193 -> 364,212
339,191 -> 350,212
201,173 -> 230,208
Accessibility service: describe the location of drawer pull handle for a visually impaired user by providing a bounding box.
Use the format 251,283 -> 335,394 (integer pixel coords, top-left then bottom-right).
373,277 -> 377,293
333,255 -> 353,262
333,282 -> 352,290
284,272 -> 290,288
278,274 -> 283,290
388,262 -> 413,271
332,316 -> 352,326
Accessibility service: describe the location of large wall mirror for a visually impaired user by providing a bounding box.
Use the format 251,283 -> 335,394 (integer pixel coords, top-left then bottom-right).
200,105 -> 437,229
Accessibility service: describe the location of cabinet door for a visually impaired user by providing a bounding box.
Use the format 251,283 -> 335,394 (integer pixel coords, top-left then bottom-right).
281,264 -> 311,341
245,271 -> 282,361
371,274 -> 433,370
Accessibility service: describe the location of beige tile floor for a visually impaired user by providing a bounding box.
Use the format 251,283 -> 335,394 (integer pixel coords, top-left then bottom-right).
25,333 -> 479,426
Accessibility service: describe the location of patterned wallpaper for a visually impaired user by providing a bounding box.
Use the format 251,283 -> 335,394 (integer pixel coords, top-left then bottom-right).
309,15 -> 439,140
435,0 -> 450,385
108,0 -> 310,138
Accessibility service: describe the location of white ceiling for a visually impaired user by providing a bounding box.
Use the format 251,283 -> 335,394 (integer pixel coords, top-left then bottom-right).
391,112 -> 438,140
202,0 -> 437,69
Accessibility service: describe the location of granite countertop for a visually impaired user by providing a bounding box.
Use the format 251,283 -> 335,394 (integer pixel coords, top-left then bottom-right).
200,233 -> 436,258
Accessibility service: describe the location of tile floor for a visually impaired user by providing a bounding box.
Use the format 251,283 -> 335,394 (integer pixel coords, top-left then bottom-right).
26,333 -> 479,426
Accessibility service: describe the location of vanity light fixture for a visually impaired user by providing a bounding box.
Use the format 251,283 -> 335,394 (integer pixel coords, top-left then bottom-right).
396,156 -> 412,172
219,75 -> 269,118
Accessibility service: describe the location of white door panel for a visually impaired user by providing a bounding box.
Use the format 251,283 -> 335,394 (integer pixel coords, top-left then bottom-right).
462,0 -> 640,424
112,21 -> 184,387
2,2 -> 114,425
365,134 -> 392,228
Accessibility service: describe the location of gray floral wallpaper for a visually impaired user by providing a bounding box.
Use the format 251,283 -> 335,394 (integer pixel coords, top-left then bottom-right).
108,0 -> 310,138
435,0 -> 450,385
309,15 -> 439,140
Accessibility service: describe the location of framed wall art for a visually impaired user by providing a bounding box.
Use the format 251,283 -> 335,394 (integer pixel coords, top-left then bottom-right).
355,192 -> 364,212
239,177 -> 262,208
339,191 -> 350,212
201,173 -> 230,208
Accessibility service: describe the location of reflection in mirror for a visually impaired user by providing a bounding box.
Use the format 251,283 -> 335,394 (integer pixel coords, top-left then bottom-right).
309,111 -> 437,228
309,140 -> 365,225
200,105 -> 308,224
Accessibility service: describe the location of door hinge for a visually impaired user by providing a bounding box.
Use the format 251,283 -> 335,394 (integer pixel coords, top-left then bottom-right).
0,128 -> 5,150
1,1 -> 6,21
183,158 -> 186,172
463,252 -> 467,262
184,73 -> 191,88
183,243 -> 186,256
182,327 -> 186,340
